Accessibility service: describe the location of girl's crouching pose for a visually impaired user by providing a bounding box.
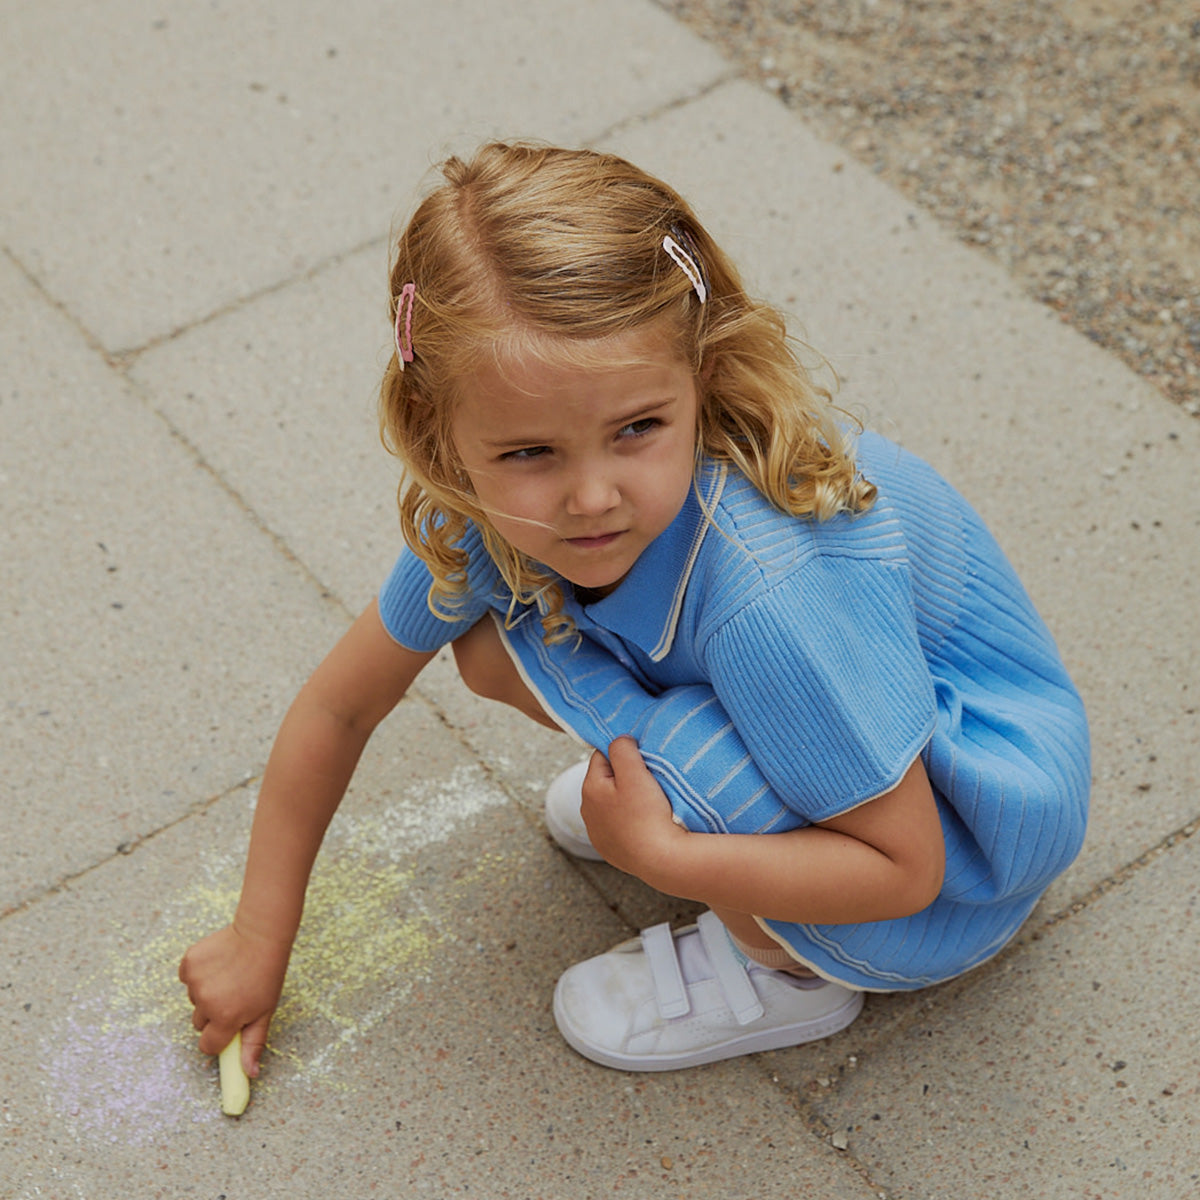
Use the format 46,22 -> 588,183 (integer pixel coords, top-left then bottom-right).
180,142 -> 1089,1076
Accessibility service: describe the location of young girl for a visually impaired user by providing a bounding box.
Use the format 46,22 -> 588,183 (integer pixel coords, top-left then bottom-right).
180,142 -> 1090,1076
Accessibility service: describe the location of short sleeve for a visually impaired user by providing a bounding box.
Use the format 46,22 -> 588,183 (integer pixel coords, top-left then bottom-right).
377,525 -> 500,652
702,555 -> 936,821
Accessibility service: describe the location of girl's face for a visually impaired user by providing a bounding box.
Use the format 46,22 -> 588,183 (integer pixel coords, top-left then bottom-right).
452,325 -> 699,599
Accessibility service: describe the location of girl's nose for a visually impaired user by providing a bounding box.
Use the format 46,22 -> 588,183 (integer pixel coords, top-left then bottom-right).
565,468 -> 620,517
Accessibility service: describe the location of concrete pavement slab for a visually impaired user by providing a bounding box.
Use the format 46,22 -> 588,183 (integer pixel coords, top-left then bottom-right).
3,702 -> 882,1200
127,245 -> 400,613
5,0 -> 1199,1194
800,822 -> 1200,1199
0,0 -> 728,355
0,254 -> 349,914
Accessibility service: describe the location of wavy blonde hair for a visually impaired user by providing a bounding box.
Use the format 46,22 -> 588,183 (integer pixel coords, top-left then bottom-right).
379,142 -> 875,641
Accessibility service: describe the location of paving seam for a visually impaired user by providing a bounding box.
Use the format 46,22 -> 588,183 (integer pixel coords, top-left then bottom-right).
584,66 -> 743,146
0,776 -> 258,922
1038,811 -> 1200,933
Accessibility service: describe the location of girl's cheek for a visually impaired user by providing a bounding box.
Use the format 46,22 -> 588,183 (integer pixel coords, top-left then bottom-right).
503,483 -> 552,527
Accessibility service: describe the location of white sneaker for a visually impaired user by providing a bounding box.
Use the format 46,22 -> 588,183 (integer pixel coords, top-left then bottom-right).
553,911 -> 863,1071
544,761 -> 604,861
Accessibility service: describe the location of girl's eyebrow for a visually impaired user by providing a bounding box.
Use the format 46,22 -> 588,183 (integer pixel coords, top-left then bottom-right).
480,433 -> 554,451
478,395 -> 680,450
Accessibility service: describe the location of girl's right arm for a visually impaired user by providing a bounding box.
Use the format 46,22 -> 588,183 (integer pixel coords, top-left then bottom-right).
178,600 -> 436,1075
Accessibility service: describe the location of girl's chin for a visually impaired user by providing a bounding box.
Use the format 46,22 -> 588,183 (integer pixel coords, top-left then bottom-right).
564,571 -> 629,600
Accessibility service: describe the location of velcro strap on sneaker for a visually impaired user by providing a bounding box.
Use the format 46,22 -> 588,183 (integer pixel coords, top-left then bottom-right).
641,922 -> 690,1019
697,911 -> 764,1025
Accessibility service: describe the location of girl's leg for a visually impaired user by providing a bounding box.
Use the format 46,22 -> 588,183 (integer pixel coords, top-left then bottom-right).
710,905 -> 817,976
710,906 -> 774,951
452,615 -> 563,731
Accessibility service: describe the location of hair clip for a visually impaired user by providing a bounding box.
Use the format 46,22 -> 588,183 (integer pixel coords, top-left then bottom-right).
662,232 -> 707,305
394,282 -> 416,368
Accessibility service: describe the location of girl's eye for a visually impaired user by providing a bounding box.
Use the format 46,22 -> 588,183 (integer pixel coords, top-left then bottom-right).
502,445 -> 550,461
620,417 -> 659,438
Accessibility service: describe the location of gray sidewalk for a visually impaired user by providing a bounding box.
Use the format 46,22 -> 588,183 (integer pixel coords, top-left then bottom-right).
2,3 -> 1196,1197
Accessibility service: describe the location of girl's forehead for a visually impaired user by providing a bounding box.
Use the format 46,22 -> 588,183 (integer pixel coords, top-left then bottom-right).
473,319 -> 687,380
452,323 -> 697,423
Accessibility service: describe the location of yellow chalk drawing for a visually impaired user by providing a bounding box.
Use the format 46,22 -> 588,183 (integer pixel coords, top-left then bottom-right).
277,855 -> 435,1037
105,853 -> 436,1057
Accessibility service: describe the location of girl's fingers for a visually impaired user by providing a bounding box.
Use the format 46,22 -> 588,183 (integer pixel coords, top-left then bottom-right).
586,746 -> 614,781
240,1013 -> 273,1077
198,1020 -> 236,1057
606,735 -> 647,779
581,748 -> 614,812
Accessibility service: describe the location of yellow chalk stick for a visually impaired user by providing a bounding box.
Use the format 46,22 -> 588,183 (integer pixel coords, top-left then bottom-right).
218,1031 -> 251,1116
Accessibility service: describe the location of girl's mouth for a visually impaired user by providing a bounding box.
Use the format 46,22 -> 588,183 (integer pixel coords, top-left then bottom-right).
566,531 -> 622,549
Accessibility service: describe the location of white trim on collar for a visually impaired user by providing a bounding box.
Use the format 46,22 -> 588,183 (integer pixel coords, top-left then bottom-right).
648,461 -> 727,662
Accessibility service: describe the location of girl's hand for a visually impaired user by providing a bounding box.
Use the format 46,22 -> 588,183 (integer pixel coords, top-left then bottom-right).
178,924 -> 292,1078
580,737 -> 687,880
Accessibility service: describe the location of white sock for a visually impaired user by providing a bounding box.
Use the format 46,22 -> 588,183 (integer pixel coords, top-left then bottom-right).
724,926 -> 823,982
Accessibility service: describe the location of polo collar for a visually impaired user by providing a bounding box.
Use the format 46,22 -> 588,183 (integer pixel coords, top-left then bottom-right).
577,458 -> 726,661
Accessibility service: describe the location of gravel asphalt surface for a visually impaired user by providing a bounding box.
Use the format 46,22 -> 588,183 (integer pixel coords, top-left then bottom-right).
664,0 -> 1200,415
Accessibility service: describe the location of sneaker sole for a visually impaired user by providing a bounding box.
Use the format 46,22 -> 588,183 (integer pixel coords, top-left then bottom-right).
552,979 -> 864,1072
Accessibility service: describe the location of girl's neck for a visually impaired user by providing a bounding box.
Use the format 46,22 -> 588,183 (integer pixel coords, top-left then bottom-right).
573,582 -> 614,606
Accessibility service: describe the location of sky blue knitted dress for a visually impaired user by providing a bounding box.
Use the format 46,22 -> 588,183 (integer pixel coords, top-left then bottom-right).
379,432 -> 1090,991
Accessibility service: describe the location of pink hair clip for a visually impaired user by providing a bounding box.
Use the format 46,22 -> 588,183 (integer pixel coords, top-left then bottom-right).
394,282 -> 416,368
662,234 -> 707,304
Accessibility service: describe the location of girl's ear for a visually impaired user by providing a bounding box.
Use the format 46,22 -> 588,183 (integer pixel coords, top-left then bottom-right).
698,352 -> 716,386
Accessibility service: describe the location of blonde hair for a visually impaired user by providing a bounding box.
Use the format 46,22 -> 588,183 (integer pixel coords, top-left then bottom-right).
379,142 -> 875,641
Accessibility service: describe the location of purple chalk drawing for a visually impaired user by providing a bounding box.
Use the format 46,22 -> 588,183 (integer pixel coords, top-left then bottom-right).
45,998 -> 218,1146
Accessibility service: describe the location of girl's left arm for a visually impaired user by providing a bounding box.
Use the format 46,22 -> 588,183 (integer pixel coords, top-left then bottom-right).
582,737 -> 945,924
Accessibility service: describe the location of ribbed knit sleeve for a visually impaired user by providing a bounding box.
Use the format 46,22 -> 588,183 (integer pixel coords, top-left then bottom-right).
377,525 -> 498,652
701,557 -> 937,822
